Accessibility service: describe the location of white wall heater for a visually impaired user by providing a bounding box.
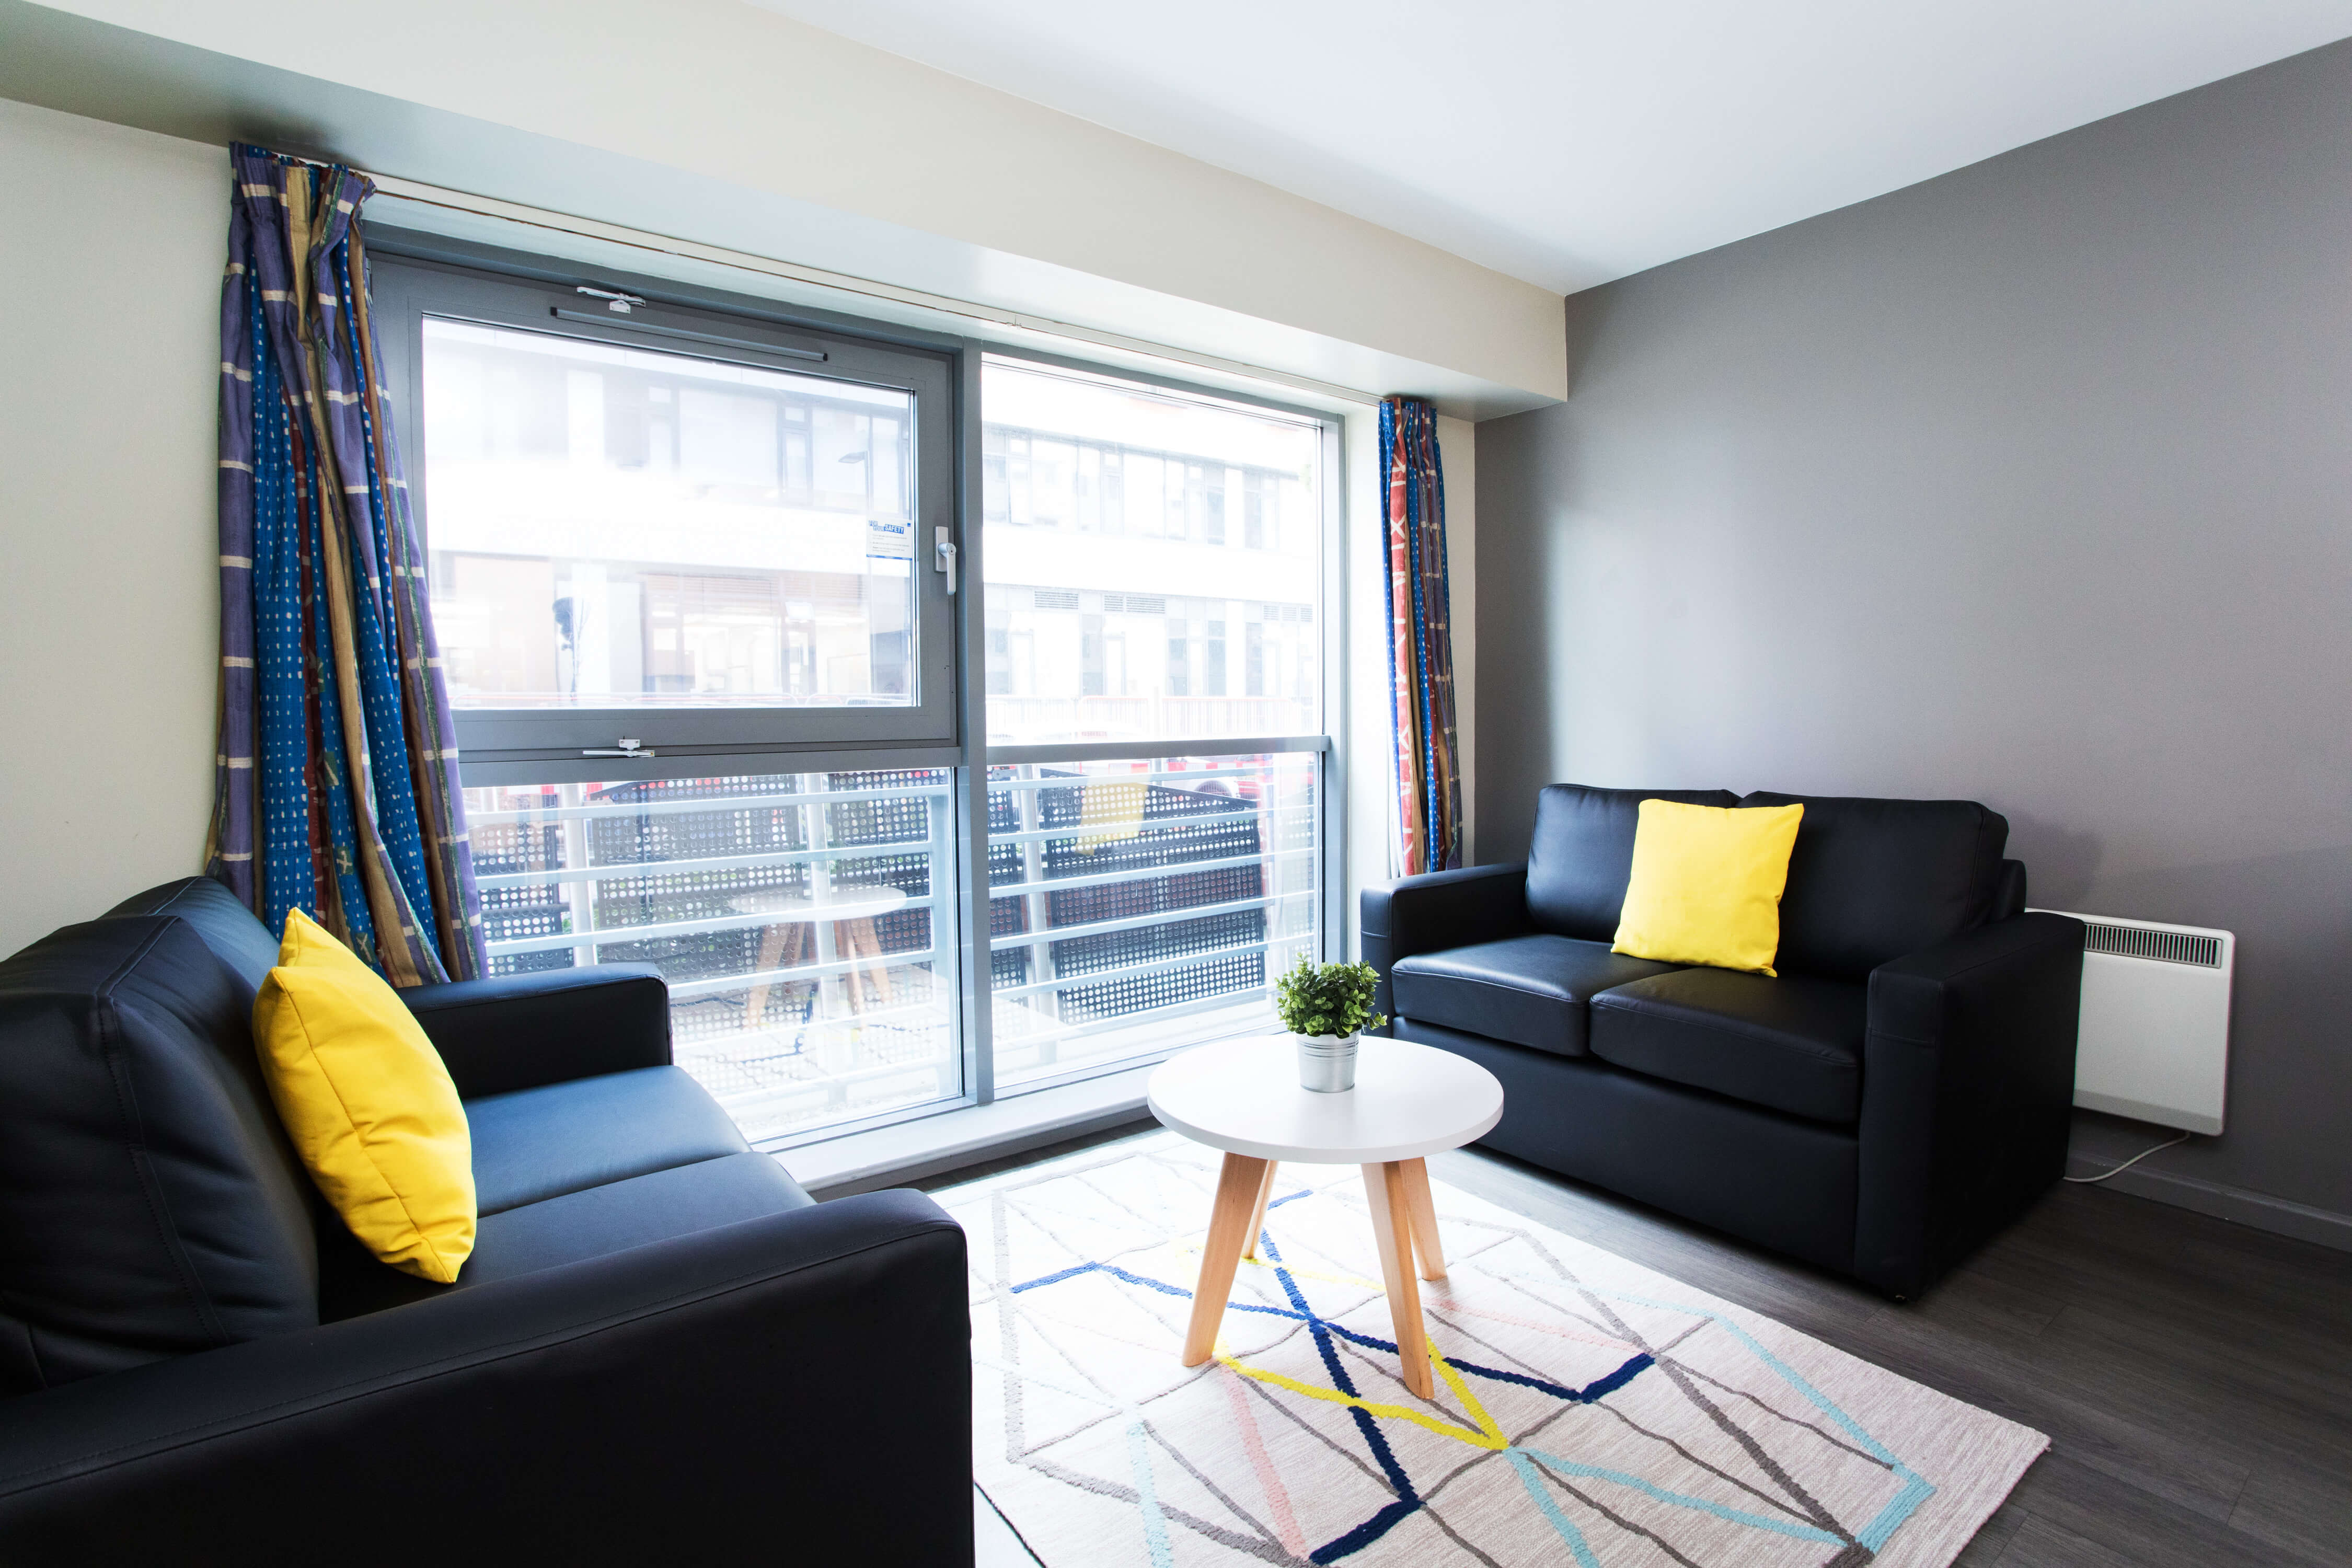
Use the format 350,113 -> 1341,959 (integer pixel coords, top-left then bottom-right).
2033,910 -> 2233,1135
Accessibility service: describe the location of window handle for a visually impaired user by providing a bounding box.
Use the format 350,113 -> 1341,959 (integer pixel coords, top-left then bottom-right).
583,737 -> 657,758
935,528 -> 958,594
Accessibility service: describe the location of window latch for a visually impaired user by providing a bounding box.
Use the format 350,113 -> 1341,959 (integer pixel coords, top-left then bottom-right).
574,285 -> 648,316
583,737 -> 656,758
935,527 -> 958,594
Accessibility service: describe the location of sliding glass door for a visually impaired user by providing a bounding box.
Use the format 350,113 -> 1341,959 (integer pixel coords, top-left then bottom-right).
373,237 -> 1340,1149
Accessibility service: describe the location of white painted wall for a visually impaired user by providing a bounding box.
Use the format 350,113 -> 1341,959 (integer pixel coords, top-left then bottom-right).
13,0 -> 1564,410
0,98 -> 223,956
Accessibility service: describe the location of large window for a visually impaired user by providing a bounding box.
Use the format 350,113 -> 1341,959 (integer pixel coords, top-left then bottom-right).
376,240 -> 1338,1147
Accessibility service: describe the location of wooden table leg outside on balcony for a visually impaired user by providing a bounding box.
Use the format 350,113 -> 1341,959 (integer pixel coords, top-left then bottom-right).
1182,1152 -> 1272,1367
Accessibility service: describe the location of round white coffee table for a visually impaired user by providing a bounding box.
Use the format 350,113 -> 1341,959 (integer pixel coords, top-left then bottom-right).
1147,1036 -> 1504,1398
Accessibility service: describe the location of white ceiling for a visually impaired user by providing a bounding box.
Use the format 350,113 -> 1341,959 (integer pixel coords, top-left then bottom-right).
746,0 -> 2352,294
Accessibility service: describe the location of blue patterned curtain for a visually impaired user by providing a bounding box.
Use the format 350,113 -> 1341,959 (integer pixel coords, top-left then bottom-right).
1380,397 -> 1462,875
204,144 -> 484,984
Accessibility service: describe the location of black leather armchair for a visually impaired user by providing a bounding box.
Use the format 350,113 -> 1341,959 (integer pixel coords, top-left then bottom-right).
0,879 -> 975,1564
1364,785 -> 2083,1299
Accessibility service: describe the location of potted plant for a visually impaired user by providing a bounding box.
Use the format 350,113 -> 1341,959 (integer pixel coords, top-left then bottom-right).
1275,955 -> 1386,1093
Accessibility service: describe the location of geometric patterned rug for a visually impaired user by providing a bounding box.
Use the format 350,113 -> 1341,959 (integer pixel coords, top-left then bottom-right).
941,1131 -> 2046,1567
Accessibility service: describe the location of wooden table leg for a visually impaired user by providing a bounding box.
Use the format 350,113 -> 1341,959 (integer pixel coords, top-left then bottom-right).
1362,1161 -> 1435,1399
1242,1160 -> 1279,1262
747,921 -> 807,1026
1183,1152 -> 1271,1367
841,917 -> 895,1011
1398,1157 -> 1446,1281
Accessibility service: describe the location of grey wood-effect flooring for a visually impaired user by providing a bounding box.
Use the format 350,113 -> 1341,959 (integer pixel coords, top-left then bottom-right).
936,1121 -> 2352,1568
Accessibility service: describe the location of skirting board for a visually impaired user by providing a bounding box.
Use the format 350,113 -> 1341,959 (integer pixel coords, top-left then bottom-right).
788,1064 -> 1160,1200
2069,1155 -> 2352,1253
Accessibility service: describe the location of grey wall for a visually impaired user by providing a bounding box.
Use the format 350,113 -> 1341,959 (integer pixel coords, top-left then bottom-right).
1476,40 -> 2352,1223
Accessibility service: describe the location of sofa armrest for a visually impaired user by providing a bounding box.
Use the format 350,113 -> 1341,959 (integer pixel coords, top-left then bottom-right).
1360,862 -> 1529,1028
1855,912 -> 2084,1298
399,964 -> 672,1098
0,1190 -> 972,1566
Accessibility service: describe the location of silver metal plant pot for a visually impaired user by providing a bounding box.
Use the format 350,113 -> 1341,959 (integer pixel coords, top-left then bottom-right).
1295,1033 -> 1359,1093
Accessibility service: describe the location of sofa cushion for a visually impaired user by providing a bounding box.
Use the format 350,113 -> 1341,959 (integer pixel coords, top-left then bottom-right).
1392,935 -> 1682,1057
0,918 -> 319,1392
1738,793 -> 2009,980
1612,799 -> 1805,975
106,877 -> 281,998
1397,1020 -> 1860,1276
319,1151 -> 813,1320
254,909 -> 477,1285
467,1066 -> 751,1216
1589,969 -> 1867,1124
1525,785 -> 1740,941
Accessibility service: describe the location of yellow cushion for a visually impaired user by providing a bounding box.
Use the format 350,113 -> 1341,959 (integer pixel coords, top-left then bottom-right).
1612,800 -> 1806,976
252,909 -> 476,1283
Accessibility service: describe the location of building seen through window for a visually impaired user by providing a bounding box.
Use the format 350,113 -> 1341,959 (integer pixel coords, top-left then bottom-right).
981,362 -> 1321,746
420,318 -> 919,711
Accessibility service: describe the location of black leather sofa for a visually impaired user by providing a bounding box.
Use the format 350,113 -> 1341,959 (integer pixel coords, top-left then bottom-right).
1363,786 -> 2084,1300
0,877 -> 973,1565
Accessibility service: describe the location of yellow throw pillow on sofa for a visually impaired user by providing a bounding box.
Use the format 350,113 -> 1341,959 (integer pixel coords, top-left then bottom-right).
252,909 -> 475,1283
1612,799 -> 1805,976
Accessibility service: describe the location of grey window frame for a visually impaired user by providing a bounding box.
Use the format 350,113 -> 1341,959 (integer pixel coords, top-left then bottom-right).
366,224 -> 1349,1151
370,245 -> 960,775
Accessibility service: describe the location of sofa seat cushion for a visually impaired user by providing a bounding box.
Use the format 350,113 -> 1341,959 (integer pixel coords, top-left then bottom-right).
1589,969 -> 1867,1123
1392,935 -> 1684,1057
466,1066 -> 750,1216
320,1151 -> 814,1319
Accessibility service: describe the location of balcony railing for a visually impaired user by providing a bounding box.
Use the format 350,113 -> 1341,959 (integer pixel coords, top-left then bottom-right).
464,748 -> 1321,1143
985,751 -> 1321,1091
467,769 -> 959,1145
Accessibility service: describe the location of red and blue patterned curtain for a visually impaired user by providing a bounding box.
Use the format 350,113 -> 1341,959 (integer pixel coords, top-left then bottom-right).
203,144 -> 484,984
1380,396 -> 1462,875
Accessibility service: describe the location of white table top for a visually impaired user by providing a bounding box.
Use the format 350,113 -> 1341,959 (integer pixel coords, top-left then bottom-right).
729,886 -> 909,920
1147,1036 -> 1505,1164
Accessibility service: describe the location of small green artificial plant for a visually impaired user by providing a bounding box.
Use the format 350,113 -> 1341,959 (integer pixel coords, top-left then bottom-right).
1274,955 -> 1386,1040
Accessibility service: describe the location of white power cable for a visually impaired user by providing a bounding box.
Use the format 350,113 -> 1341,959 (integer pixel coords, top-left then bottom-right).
2062,1130 -> 2192,1184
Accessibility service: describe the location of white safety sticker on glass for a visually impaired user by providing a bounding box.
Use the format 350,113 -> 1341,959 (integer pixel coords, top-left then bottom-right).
865,518 -> 916,560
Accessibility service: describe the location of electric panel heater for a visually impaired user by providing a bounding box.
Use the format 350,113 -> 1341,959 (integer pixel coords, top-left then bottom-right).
2034,910 -> 2233,1134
